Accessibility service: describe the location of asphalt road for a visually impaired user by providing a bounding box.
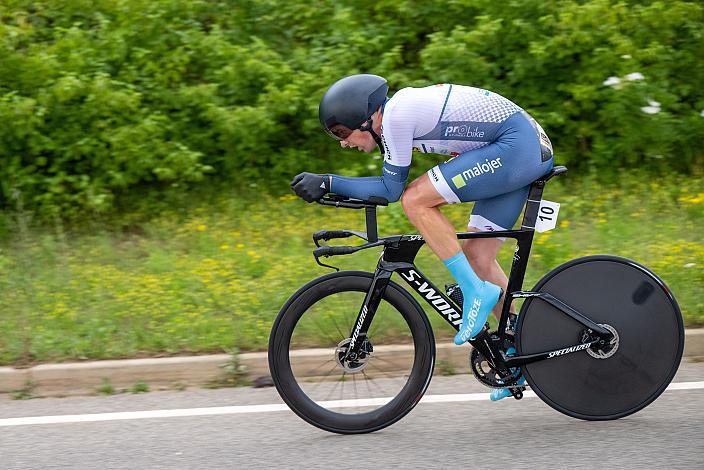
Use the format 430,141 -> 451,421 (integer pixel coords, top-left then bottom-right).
1,362 -> 703,469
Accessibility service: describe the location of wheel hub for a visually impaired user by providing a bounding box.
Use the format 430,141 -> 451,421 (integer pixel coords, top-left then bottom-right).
335,338 -> 372,373
587,323 -> 620,359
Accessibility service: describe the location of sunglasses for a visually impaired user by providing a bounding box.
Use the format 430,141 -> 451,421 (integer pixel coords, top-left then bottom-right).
326,119 -> 373,141
326,124 -> 354,141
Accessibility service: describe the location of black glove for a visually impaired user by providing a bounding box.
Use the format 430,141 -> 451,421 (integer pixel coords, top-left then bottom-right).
291,172 -> 330,202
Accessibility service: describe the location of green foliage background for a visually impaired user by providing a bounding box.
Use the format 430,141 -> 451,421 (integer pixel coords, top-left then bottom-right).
0,0 -> 703,218
0,1 -> 703,364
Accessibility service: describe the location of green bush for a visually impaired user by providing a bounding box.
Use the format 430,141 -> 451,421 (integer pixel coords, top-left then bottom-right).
0,0 -> 702,218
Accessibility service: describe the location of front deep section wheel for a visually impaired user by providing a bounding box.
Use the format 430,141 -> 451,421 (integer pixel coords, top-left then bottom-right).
517,255 -> 684,420
269,271 -> 435,434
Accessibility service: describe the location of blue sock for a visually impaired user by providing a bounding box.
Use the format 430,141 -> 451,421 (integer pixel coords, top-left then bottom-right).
443,252 -> 482,292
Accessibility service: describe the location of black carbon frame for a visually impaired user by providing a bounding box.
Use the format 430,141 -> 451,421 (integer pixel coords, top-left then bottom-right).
342,233 -> 611,372
331,166 -> 609,369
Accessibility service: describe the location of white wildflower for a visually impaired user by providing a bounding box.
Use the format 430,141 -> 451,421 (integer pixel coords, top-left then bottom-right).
367,164 -> 377,170
700,109 -> 704,117
641,99 -> 661,114
603,76 -> 621,87
684,263 -> 696,268
625,72 -> 644,81
621,54 -> 632,59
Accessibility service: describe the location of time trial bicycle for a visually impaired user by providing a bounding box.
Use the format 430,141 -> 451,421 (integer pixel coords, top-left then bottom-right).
268,165 -> 684,434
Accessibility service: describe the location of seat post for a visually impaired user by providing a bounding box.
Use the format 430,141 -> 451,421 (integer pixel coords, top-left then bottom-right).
520,180 -> 545,230
520,165 -> 567,230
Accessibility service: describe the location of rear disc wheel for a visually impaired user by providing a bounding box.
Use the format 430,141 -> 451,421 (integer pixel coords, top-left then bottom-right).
517,255 -> 684,420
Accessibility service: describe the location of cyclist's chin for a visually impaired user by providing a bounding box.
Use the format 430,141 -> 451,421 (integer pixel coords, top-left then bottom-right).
347,144 -> 375,153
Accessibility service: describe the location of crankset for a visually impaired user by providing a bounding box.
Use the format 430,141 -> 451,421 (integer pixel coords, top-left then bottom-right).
470,343 -> 523,390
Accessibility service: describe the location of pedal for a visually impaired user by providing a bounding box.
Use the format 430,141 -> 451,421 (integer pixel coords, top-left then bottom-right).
511,386 -> 525,400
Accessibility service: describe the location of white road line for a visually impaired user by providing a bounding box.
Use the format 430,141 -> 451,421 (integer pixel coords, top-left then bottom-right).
1,381 -> 703,427
664,381 -> 704,390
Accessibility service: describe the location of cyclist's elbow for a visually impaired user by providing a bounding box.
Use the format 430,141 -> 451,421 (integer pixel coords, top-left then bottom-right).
386,188 -> 403,203
382,181 -> 405,203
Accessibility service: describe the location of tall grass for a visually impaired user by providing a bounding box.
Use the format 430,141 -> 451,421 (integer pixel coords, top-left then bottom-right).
0,173 -> 702,365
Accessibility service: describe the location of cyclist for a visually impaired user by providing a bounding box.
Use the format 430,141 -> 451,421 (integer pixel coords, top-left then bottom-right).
291,74 -> 554,400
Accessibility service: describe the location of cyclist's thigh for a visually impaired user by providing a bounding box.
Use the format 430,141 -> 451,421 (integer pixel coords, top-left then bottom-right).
426,111 -> 553,204
469,185 -> 530,232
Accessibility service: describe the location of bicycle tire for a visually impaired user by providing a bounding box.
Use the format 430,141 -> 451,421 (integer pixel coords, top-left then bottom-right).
517,255 -> 684,420
269,271 -> 435,434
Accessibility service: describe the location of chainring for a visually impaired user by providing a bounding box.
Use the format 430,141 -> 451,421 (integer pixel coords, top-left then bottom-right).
470,346 -> 523,389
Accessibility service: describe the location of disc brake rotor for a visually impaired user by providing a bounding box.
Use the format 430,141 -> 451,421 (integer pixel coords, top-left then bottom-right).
586,323 -> 620,359
335,338 -> 372,373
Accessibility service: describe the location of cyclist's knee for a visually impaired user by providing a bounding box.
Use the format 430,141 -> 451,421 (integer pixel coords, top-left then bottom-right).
400,185 -> 418,216
401,175 -> 437,215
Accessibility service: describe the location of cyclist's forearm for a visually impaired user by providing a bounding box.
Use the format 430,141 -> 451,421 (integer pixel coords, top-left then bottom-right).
330,163 -> 409,202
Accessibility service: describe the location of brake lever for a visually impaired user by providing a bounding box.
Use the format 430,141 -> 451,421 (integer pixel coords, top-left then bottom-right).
314,250 -> 340,271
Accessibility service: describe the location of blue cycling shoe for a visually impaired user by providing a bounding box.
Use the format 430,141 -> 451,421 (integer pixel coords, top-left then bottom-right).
490,347 -> 525,401
453,281 -> 502,345
490,376 -> 526,401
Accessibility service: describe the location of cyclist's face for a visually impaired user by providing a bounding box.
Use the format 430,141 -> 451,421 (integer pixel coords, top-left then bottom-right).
340,130 -> 376,152
339,109 -> 382,153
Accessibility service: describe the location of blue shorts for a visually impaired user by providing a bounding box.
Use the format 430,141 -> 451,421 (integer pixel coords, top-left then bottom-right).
427,111 -> 554,232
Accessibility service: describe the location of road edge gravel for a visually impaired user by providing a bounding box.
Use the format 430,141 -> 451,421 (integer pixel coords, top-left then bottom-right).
2,329 -> 703,398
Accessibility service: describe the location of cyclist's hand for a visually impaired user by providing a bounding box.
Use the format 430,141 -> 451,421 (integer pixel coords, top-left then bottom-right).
291,172 -> 329,202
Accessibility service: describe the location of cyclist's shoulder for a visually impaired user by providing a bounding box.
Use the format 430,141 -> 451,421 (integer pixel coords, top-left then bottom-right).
385,85 -> 448,117
448,83 -> 509,99
389,84 -> 448,101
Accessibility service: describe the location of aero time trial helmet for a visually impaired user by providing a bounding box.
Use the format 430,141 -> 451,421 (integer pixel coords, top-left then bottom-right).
319,74 -> 388,141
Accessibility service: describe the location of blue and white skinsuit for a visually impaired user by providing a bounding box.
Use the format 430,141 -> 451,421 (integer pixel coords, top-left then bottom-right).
329,84 -> 554,232
329,84 -> 552,399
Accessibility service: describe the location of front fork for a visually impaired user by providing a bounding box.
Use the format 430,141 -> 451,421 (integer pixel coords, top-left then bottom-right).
342,268 -> 393,362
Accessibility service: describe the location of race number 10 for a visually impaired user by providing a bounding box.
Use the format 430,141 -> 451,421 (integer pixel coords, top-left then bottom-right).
535,200 -> 560,233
